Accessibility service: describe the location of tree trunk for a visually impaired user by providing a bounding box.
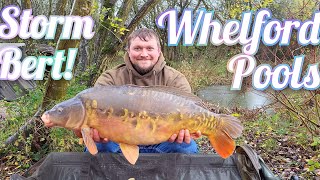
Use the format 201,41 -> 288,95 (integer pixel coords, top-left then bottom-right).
117,0 -> 134,27
118,0 -> 161,48
42,0 -> 92,108
22,0 -> 92,153
84,0 -> 118,86
22,0 -> 32,9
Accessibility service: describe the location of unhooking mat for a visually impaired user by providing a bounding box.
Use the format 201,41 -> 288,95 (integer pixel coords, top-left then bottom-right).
10,152 -> 242,180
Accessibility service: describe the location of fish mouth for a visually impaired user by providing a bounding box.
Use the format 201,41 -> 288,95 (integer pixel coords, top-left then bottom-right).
41,113 -> 55,127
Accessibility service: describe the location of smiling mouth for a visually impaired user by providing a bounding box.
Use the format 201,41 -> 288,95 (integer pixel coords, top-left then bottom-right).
137,59 -> 151,61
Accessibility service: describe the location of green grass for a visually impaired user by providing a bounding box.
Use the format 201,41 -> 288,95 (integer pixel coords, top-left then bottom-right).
169,59 -> 231,92
0,86 -> 44,143
243,112 -> 308,149
242,112 -> 319,177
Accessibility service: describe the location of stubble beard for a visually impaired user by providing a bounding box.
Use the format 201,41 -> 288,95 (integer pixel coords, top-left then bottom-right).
132,63 -> 154,75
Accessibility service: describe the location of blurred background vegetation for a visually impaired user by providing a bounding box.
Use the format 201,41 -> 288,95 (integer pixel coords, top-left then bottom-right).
0,0 -> 320,179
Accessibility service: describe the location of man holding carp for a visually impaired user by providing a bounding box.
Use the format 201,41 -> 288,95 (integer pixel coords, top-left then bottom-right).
78,28 -> 202,153
42,28 -> 243,164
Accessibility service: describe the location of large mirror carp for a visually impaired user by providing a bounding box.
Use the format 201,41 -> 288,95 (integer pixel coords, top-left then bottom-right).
41,85 -> 243,165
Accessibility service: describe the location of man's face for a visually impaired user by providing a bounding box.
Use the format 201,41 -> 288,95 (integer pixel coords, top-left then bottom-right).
128,36 -> 161,75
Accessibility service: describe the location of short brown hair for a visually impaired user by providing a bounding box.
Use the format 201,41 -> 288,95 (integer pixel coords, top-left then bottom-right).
127,28 -> 161,49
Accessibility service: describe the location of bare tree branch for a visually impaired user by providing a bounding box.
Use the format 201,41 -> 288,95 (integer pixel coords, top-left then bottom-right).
3,109 -> 42,147
123,0 -> 161,42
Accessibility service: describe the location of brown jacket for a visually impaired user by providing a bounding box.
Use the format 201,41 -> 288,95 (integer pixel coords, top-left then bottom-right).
95,52 -> 191,93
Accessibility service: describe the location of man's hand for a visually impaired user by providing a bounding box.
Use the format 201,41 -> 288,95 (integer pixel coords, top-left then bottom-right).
168,129 -> 202,144
73,128 -> 109,143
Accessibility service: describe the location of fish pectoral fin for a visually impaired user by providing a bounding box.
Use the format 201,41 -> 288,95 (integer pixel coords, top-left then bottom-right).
79,138 -> 84,145
119,143 -> 139,165
208,130 -> 235,159
81,128 -> 98,155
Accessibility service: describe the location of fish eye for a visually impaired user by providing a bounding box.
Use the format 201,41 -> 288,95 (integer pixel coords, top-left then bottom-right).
57,107 -> 63,113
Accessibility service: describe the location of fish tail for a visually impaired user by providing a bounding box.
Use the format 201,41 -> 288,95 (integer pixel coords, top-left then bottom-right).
207,114 -> 243,158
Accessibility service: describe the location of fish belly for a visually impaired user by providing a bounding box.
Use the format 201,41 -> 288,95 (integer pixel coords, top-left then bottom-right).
91,116 -> 180,145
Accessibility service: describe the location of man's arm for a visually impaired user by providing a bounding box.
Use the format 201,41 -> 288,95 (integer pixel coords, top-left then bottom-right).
94,71 -> 115,86
168,71 -> 192,93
